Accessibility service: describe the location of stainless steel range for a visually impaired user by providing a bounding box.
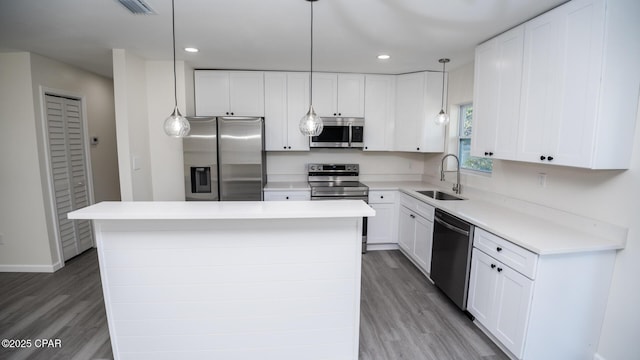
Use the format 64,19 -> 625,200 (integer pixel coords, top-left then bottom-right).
308,164 -> 369,253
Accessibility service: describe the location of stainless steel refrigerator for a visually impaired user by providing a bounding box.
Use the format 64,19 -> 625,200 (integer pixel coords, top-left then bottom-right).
183,116 -> 266,201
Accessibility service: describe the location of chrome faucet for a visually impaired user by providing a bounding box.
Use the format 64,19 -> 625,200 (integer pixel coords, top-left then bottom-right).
440,154 -> 461,194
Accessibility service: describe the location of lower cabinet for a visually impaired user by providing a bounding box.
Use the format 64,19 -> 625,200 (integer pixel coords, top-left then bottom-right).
468,227 -> 616,360
397,193 -> 434,275
263,190 -> 310,201
468,248 -> 533,358
367,191 -> 398,245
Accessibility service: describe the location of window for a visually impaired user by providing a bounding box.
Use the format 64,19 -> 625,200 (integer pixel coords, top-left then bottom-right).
458,104 -> 493,173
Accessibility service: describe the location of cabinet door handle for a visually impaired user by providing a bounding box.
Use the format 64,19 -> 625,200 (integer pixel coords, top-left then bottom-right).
409,214 -> 415,219
485,152 -> 489,156
540,155 -> 546,161
416,147 -> 420,151
283,146 -> 287,149
288,146 -> 291,149
489,152 -> 494,156
548,156 -> 554,161
490,264 -> 496,269
380,195 -> 384,199
333,113 -> 337,116
497,267 -> 503,272
285,196 -> 289,200
338,113 -> 342,116
496,247 -> 503,252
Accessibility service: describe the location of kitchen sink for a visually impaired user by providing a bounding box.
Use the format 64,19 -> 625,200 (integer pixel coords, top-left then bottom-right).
416,190 -> 465,201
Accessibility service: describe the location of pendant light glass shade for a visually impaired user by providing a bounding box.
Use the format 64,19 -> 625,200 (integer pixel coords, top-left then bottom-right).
164,106 -> 190,137
163,0 -> 190,138
435,109 -> 450,126
434,58 -> 450,126
299,0 -> 323,137
299,105 -> 323,136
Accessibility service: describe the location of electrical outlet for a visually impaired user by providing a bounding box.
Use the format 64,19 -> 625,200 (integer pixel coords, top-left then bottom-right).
537,173 -> 547,188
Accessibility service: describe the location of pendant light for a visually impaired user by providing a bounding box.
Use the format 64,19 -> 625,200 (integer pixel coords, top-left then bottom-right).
299,0 -> 323,137
434,58 -> 450,126
163,0 -> 191,138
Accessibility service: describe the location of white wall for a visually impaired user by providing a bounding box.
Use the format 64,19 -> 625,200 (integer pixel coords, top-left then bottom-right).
440,61 -> 640,360
113,49 -> 189,201
146,61 -> 186,201
0,53 -> 53,270
113,49 -> 153,201
29,54 -> 120,204
0,52 -> 119,271
267,150 -> 426,182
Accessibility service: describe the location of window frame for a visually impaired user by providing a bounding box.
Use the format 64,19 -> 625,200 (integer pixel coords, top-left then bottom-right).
457,103 -> 493,174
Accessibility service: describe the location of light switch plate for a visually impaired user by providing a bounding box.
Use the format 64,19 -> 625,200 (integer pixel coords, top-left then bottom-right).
538,173 -> 547,188
132,156 -> 141,171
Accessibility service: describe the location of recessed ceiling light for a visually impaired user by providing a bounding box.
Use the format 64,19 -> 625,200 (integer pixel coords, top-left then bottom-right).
184,47 -> 199,53
377,54 -> 390,60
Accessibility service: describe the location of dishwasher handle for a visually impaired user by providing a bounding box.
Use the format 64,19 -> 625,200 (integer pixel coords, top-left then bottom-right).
434,216 -> 470,236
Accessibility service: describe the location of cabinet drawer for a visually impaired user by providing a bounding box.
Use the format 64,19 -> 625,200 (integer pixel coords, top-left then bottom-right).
474,228 -> 538,279
399,193 -> 434,221
263,191 -> 310,201
368,190 -> 396,204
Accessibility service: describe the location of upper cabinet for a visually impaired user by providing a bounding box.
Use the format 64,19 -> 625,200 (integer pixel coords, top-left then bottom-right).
264,72 -> 310,151
471,25 -> 524,161
195,70 -> 265,117
363,75 -> 395,151
394,72 -> 446,153
312,73 -> 365,117
474,0 -> 640,169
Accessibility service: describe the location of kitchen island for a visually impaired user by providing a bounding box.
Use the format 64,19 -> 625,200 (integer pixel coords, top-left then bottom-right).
68,200 -> 374,360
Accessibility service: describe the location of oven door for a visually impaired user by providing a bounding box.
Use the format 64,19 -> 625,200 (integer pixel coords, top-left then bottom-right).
310,195 -> 369,201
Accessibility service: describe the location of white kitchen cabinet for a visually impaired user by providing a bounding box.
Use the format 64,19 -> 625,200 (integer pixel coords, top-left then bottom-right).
363,75 -> 395,151
264,72 -> 310,151
468,227 -> 616,360
397,193 -> 434,275
471,25 -> 524,161
312,73 -> 365,117
468,248 -> 533,358
195,70 -> 264,116
263,190 -> 310,201
412,213 -> 433,271
515,0 -> 639,169
394,72 -> 445,153
398,206 -> 415,252
367,191 -> 398,245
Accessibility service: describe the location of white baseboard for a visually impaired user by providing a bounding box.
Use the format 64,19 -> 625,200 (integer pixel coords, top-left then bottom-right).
366,243 -> 399,251
594,353 -> 606,360
0,264 -> 56,273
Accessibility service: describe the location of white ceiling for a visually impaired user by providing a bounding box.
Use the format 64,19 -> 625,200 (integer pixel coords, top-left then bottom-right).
0,0 -> 567,78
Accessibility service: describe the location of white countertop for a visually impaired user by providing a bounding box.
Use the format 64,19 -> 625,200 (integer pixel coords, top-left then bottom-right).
68,200 -> 374,220
263,182 -> 311,191
363,181 -> 625,255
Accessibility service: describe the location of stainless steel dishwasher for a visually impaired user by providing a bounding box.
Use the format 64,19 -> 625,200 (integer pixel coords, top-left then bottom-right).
431,208 -> 475,311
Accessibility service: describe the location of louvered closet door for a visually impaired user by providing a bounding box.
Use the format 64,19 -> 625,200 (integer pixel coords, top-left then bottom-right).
45,95 -> 93,261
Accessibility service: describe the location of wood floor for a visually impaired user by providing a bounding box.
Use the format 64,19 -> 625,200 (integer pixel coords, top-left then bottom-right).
0,249 -> 507,360
359,250 -> 508,360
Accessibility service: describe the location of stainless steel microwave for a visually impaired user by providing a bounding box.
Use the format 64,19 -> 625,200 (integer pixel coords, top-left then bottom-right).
309,117 -> 364,148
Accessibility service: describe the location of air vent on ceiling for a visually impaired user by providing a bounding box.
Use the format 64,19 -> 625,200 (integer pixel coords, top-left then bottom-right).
117,0 -> 157,15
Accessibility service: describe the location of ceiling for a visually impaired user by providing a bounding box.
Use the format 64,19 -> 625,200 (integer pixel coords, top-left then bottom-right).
0,0 -> 567,78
